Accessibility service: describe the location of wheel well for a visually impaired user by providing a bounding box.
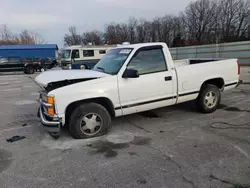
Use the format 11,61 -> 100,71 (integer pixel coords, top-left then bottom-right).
201,78 -> 224,90
65,97 -> 115,125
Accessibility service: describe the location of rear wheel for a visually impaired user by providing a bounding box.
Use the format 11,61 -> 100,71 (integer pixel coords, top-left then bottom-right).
26,67 -> 34,74
69,103 -> 111,139
195,84 -> 221,113
80,64 -> 87,70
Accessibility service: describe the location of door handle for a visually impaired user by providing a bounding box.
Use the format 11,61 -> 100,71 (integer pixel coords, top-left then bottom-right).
164,76 -> 172,81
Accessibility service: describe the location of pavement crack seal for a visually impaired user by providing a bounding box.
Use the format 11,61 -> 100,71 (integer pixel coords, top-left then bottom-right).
209,174 -> 250,188
148,145 -> 196,188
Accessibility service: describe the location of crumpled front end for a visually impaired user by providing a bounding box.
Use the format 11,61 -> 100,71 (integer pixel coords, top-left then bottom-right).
37,91 -> 63,139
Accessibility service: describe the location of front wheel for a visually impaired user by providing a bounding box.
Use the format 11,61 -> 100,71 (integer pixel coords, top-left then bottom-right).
195,84 -> 221,113
69,103 -> 111,139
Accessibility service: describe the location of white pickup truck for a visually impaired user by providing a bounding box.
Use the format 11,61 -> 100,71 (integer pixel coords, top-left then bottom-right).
34,42 -> 240,139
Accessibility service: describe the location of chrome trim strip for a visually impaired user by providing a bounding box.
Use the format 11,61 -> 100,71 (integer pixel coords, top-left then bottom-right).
37,98 -> 53,107
39,107 -> 60,126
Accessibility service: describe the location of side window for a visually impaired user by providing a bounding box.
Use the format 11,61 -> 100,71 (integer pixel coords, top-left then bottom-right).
127,48 -> 167,75
72,49 -> 80,58
99,50 -> 106,54
83,50 -> 94,57
8,57 -> 21,64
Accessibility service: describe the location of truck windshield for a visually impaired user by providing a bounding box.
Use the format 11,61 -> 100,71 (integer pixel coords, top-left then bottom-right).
61,50 -> 71,59
93,48 -> 133,75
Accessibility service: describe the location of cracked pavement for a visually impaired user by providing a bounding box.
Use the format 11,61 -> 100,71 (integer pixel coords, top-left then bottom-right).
0,67 -> 250,188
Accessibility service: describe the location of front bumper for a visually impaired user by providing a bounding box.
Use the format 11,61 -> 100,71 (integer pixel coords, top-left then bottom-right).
37,96 -> 61,138
61,63 -> 72,70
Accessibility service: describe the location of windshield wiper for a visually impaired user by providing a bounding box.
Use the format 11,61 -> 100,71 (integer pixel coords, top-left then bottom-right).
96,66 -> 105,72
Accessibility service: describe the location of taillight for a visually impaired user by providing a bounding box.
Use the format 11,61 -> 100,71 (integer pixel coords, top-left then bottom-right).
237,60 -> 240,75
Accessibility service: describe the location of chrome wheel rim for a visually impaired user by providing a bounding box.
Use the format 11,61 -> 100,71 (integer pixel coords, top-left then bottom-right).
80,113 -> 102,136
204,91 -> 217,108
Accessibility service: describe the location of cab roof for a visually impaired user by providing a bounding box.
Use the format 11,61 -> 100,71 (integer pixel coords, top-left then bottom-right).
115,42 -> 167,49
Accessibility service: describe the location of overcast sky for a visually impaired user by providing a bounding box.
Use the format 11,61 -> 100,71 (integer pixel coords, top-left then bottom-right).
1,0 -> 192,48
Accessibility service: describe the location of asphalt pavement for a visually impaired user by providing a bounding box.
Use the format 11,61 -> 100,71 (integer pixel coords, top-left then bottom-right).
0,67 -> 250,188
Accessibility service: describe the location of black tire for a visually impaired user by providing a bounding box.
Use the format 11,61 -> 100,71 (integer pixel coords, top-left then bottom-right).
26,67 -> 34,74
195,84 -> 221,113
69,103 -> 111,139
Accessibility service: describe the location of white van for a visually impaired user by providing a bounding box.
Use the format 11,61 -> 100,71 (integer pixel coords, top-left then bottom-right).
60,45 -> 114,70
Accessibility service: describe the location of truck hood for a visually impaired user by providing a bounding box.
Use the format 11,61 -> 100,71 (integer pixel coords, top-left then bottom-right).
34,69 -> 110,87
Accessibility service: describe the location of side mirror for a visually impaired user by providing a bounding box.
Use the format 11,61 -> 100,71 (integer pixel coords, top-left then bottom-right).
122,69 -> 139,78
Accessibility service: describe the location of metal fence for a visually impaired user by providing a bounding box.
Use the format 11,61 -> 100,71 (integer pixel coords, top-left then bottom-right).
169,41 -> 250,65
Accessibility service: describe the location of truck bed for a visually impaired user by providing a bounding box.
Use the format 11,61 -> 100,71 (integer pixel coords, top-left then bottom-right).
174,58 -> 239,104
174,58 -> 223,67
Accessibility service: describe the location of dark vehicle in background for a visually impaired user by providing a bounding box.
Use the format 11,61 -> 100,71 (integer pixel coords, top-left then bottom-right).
22,58 -> 58,73
0,56 -> 49,74
0,56 -> 24,72
40,58 -> 57,70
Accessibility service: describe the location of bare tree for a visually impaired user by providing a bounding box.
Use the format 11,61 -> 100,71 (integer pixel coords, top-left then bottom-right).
82,30 -> 104,45
135,19 -> 147,42
104,23 -> 117,44
232,0 -> 250,39
0,24 -> 16,44
64,26 -> 83,46
32,32 -> 46,44
127,17 -> 138,43
64,0 -> 250,47
181,0 -> 218,44
135,19 -> 151,43
19,30 -> 36,44
0,25 -> 46,45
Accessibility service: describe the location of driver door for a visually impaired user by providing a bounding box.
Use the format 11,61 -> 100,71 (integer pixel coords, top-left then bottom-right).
117,45 -> 175,115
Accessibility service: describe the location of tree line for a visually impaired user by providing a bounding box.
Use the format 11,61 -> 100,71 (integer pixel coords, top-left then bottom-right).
0,24 -> 46,45
64,0 -> 250,47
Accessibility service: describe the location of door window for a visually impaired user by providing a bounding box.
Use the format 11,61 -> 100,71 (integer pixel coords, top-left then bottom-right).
127,48 -> 167,75
72,49 -> 80,58
8,57 -> 21,64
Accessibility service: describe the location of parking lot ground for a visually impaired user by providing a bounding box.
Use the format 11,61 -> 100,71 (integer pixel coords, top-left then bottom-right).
0,67 -> 250,188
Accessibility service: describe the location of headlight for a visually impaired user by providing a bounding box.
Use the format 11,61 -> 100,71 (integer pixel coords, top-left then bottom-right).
40,93 -> 55,115
41,94 -> 47,102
